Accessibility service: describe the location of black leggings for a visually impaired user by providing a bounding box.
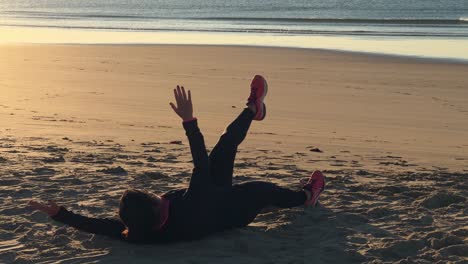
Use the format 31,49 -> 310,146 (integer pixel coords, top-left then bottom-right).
207,109 -> 306,228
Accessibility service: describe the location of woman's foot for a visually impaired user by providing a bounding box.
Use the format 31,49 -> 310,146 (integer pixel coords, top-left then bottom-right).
247,75 -> 268,121
302,170 -> 325,207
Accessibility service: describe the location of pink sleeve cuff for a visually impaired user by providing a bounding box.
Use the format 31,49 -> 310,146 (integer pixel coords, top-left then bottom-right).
183,117 -> 197,123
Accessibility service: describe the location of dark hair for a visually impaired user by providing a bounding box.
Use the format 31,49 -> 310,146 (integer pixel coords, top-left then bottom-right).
119,189 -> 160,241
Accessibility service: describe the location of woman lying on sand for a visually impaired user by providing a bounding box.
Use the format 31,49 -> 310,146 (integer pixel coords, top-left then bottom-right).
29,75 -> 325,243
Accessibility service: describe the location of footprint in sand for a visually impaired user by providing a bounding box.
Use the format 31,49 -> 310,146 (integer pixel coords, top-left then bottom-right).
97,166 -> 128,175
32,167 -> 57,175
140,171 -> 168,180
42,156 -> 65,163
418,192 -> 465,209
369,240 -> 425,260
366,207 -> 396,219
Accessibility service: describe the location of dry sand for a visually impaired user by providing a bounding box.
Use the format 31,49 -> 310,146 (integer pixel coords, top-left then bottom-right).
0,44 -> 467,263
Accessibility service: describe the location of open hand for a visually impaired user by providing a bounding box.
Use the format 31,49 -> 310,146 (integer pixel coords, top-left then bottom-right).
170,85 -> 194,121
29,200 -> 60,217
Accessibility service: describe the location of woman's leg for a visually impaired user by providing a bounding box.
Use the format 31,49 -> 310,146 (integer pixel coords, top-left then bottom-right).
226,181 -> 307,227
208,108 -> 254,186
209,75 -> 268,187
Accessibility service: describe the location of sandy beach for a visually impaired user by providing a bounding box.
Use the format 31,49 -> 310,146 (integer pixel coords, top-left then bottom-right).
1,44 -> 467,263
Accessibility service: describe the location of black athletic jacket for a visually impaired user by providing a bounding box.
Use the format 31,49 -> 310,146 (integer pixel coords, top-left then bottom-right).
51,119 -> 224,243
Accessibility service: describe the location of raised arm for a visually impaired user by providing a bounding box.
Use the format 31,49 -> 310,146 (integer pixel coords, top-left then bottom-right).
29,200 -> 125,239
170,86 -> 210,190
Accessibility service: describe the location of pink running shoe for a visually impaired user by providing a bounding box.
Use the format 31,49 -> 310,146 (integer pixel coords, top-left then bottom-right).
247,75 -> 268,121
302,170 -> 326,207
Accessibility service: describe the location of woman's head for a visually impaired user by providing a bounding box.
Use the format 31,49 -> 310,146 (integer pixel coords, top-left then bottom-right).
119,189 -> 162,241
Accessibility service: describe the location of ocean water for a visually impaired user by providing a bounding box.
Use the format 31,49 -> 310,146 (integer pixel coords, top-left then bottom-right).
1,0 -> 467,37
1,0 -> 468,60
